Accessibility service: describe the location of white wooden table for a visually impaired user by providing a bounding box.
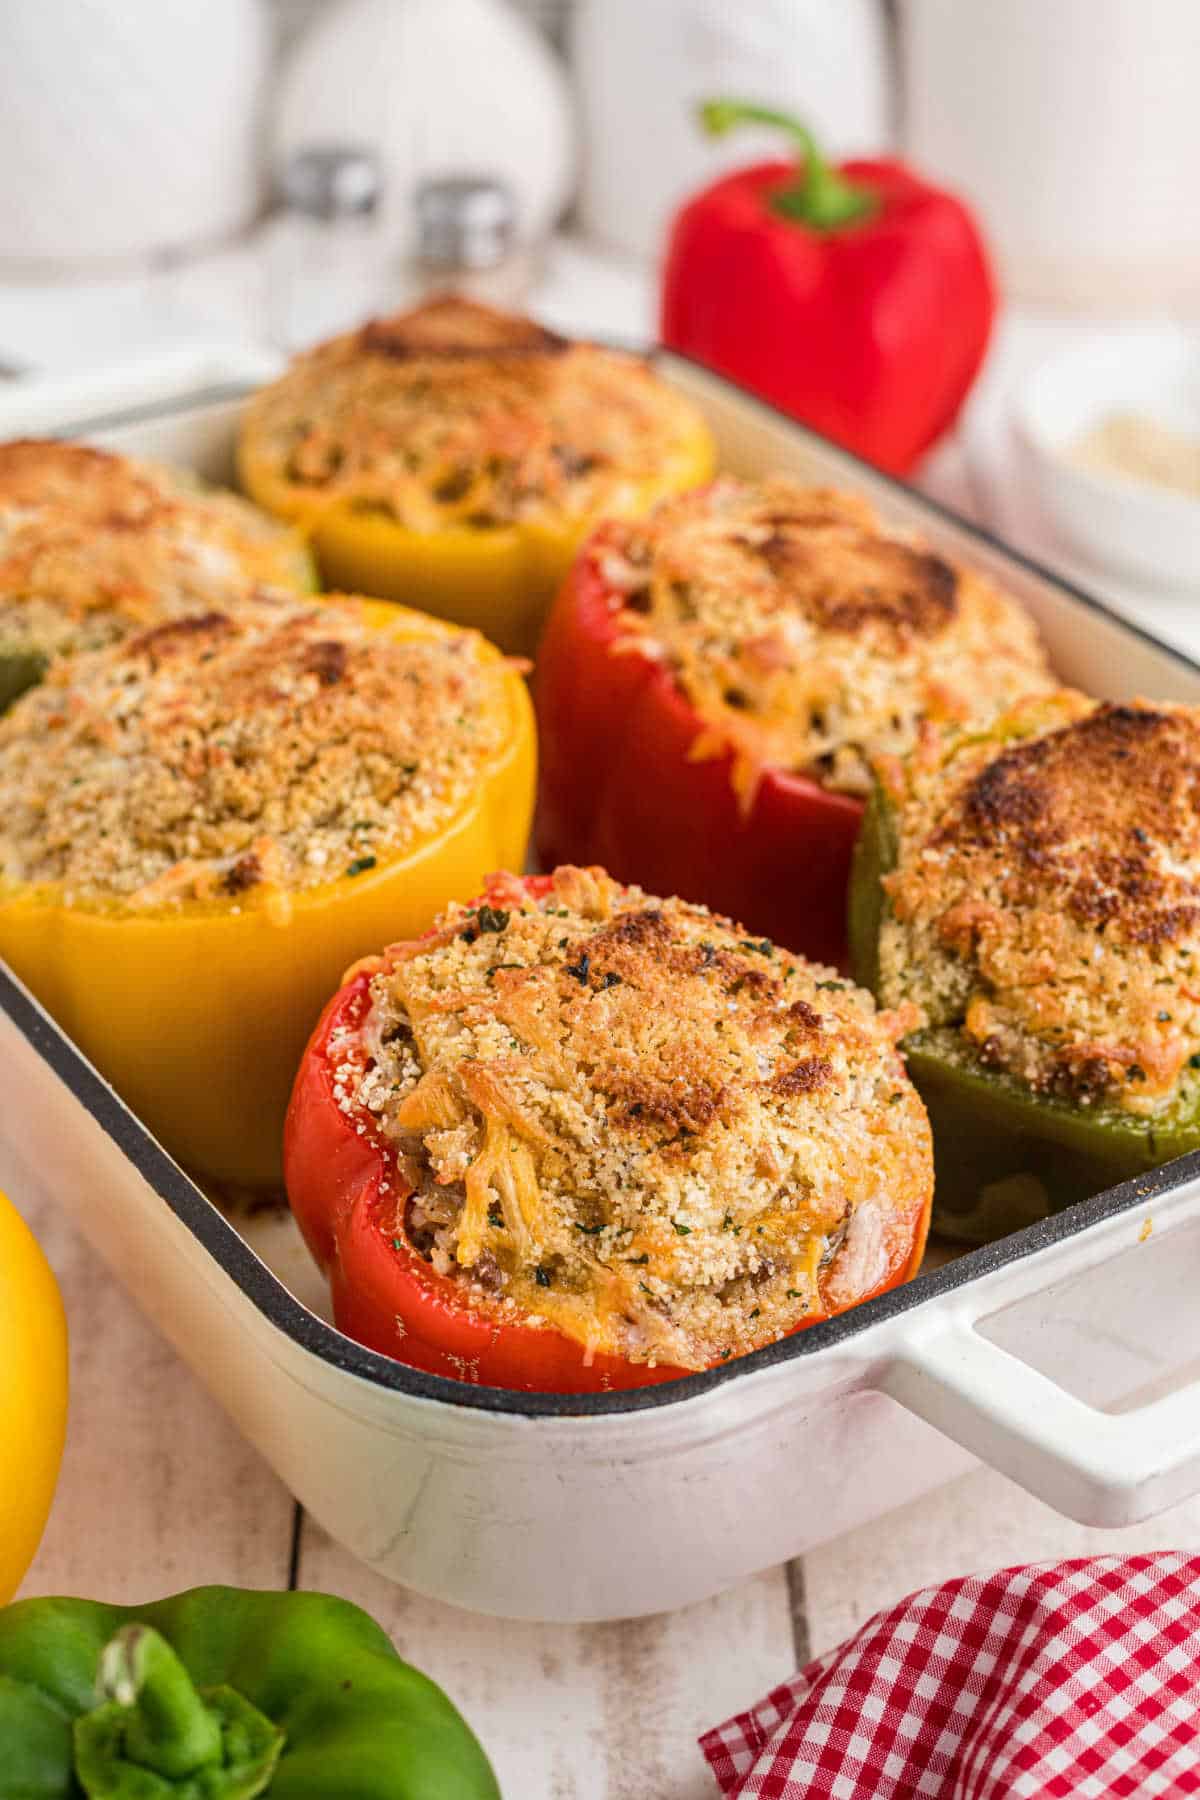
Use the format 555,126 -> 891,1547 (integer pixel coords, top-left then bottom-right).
10,281 -> 1200,1796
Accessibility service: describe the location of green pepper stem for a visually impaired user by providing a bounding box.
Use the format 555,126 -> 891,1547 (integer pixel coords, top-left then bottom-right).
698,98 -> 877,231
96,1626 -> 222,1779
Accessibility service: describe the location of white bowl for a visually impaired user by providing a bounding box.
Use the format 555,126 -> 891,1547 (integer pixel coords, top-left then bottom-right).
1013,327 -> 1200,588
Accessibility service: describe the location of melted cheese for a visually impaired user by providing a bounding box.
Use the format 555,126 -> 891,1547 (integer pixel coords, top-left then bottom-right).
595,476 -> 1054,803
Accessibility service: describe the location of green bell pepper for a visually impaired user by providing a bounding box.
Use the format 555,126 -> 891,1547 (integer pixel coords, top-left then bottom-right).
0,1585 -> 500,1800
0,460 -> 319,715
849,783 -> 1200,1243
0,644 -> 49,713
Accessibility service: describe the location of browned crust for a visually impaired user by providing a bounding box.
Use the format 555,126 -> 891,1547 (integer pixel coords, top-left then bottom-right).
948,704 -> 1200,947
0,438 -> 171,516
125,611 -> 237,662
359,295 -> 568,360
772,1058 -> 834,1096
759,525 -> 960,640
597,476 -> 1053,800
240,297 -> 707,532
880,692 -> 1200,1112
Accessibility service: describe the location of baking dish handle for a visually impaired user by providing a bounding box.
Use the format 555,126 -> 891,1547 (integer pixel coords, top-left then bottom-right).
880,1314 -> 1200,1527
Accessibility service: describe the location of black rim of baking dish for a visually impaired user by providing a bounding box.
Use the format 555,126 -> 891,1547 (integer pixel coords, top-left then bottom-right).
6,354 -> 1199,1423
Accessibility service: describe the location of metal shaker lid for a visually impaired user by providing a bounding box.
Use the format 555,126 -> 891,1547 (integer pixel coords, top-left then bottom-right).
277,146 -> 382,220
415,175 -> 516,271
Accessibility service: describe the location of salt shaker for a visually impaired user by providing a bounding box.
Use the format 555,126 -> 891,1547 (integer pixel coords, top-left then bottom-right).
400,174 -> 536,311
267,144 -> 384,350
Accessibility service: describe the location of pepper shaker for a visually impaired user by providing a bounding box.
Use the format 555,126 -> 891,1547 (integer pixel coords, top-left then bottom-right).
398,173 -> 536,312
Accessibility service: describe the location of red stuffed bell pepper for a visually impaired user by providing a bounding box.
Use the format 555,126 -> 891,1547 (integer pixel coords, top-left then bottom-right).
661,101 -> 996,475
285,866 -> 933,1394
534,477 -> 1053,968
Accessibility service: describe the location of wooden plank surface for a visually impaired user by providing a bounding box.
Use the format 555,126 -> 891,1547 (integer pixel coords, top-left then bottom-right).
804,1467 -> 1200,1659
6,1148 -> 295,1603
299,1524 -> 795,1800
7,1149 -> 798,1794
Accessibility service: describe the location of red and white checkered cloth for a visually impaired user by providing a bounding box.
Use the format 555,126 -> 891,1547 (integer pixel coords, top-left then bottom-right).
700,1553 -> 1200,1799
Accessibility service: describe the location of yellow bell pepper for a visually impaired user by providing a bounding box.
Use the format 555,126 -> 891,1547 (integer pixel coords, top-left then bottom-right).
0,1188 -> 68,1602
238,404 -> 716,658
0,603 -> 535,1188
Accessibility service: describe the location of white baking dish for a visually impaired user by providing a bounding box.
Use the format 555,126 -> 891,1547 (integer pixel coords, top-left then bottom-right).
2,346 -> 1200,1624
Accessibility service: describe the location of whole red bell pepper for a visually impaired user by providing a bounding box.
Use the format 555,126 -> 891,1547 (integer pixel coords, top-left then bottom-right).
661,101 -> 996,475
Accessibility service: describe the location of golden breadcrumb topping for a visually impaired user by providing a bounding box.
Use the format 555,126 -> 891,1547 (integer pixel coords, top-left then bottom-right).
240,296 -> 709,532
337,865 -> 931,1371
595,477 -> 1054,802
0,599 -> 515,908
0,438 -> 308,674
878,691 -> 1200,1114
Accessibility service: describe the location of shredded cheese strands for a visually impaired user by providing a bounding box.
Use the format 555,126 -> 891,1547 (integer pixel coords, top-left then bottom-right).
349,866 -> 932,1371
458,1119 -> 504,1269
394,1070 -> 462,1132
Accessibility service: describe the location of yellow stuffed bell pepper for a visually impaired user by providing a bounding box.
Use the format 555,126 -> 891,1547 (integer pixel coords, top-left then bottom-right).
0,1189 -> 68,1602
237,296 -> 717,656
0,597 -> 534,1188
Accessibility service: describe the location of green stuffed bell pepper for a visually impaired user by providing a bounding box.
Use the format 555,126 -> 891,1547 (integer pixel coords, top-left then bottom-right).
0,1585 -> 500,1799
850,691 -> 1200,1243
0,437 -> 316,713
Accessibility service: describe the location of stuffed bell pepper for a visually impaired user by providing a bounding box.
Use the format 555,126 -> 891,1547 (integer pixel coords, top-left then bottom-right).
0,596 -> 534,1187
851,692 -> 1200,1241
0,1584 -> 499,1797
285,864 -> 932,1393
237,295 -> 716,656
535,476 -> 1053,966
0,438 -> 314,710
